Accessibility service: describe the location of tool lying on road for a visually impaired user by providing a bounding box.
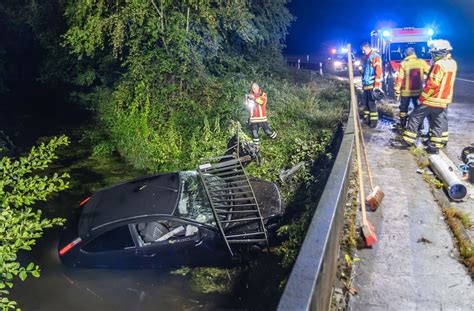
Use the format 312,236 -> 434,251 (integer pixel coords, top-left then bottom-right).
348,44 -> 377,246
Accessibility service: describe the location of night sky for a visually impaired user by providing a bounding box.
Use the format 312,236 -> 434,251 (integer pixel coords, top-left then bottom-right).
285,0 -> 474,60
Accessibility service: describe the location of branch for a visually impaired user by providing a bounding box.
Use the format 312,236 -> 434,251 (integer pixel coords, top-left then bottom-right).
150,0 -> 163,18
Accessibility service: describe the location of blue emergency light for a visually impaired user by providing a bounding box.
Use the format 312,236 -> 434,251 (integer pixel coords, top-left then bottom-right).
427,28 -> 435,36
382,29 -> 391,38
340,48 -> 348,53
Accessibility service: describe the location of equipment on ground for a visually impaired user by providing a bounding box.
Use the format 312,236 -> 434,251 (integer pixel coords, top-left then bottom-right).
460,145 -> 474,183
370,27 -> 433,95
371,87 -> 385,101
348,44 -> 377,246
429,153 -> 468,201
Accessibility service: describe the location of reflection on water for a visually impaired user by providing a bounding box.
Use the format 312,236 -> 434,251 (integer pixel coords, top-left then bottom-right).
9,137 -> 242,310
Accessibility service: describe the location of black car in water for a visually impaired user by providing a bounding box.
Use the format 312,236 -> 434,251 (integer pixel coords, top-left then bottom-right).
58,170 -> 282,268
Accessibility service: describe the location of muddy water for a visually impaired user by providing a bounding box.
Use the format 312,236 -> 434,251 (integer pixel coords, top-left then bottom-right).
8,134 -> 243,311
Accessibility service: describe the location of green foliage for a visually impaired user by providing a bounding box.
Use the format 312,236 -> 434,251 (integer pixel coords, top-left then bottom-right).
61,0 -> 294,172
189,267 -> 238,294
0,136 -> 70,310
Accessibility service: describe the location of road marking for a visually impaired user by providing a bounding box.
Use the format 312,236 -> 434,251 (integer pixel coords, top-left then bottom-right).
457,78 -> 474,83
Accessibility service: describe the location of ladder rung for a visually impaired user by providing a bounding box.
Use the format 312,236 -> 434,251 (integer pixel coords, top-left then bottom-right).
226,232 -> 266,238
216,210 -> 258,214
221,217 -> 261,224
209,175 -> 247,182
202,164 -> 242,174
205,158 -> 244,170
210,170 -> 246,178
213,197 -> 255,203
211,191 -> 254,198
209,185 -> 251,192
227,239 -> 267,243
215,203 -> 258,208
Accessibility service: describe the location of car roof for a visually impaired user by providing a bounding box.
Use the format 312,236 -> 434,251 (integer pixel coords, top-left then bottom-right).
78,172 -> 180,238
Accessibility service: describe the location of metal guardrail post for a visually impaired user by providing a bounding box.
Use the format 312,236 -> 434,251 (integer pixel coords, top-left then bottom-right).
278,103 -> 354,311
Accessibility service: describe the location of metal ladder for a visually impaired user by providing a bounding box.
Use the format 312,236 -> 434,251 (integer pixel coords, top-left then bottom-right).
197,155 -> 269,256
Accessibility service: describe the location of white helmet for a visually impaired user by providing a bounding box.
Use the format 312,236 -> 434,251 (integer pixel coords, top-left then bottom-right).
428,39 -> 453,52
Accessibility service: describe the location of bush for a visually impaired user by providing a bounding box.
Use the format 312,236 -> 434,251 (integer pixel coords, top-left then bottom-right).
0,136 -> 70,310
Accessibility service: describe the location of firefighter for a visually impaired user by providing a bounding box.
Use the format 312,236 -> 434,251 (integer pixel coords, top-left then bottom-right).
394,47 -> 430,128
245,83 -> 277,146
392,40 -> 457,154
361,43 -> 383,128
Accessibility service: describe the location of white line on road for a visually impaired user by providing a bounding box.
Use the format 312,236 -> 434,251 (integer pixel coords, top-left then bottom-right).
457,78 -> 474,83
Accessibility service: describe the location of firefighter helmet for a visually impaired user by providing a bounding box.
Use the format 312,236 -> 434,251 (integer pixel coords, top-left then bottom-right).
428,40 -> 453,52
372,87 -> 385,101
428,40 -> 452,61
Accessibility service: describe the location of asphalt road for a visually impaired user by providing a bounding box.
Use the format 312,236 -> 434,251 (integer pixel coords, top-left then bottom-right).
349,72 -> 474,310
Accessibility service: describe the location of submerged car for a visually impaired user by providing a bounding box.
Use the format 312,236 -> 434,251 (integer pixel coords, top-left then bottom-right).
59,162 -> 283,268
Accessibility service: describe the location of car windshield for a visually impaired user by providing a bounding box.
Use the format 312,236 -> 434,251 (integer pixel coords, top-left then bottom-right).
175,171 -> 216,226
389,42 -> 430,61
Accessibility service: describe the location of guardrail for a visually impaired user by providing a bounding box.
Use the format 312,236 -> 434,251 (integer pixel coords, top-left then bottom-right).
278,103 -> 355,310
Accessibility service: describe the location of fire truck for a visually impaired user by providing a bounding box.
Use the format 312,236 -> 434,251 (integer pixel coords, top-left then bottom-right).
370,27 -> 434,94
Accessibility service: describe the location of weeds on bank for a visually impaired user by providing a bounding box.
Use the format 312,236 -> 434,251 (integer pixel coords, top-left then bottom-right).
443,208 -> 474,275
331,165 -> 360,310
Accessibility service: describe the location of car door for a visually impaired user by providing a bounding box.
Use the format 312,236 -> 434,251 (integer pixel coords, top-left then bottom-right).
79,225 -> 139,268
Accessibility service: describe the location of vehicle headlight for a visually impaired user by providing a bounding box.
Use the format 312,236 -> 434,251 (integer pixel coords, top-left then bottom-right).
354,60 -> 361,66
333,61 -> 342,67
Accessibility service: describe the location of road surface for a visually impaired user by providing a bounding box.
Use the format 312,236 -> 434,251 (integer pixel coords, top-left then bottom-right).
348,74 -> 474,310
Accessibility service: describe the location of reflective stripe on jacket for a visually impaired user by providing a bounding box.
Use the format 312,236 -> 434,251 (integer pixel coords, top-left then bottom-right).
395,55 -> 430,97
248,92 -> 268,123
419,54 -> 457,108
362,50 -> 383,90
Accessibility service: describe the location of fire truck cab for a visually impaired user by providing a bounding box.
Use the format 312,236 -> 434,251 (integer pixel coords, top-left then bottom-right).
370,27 -> 433,95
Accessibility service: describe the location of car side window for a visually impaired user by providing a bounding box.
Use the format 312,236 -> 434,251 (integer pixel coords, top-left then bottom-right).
83,226 -> 135,252
134,219 -> 200,246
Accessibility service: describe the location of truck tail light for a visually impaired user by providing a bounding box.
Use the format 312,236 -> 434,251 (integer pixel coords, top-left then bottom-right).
59,237 -> 82,256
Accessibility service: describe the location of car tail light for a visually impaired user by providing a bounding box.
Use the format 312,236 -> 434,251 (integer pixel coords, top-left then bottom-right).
59,237 -> 82,256
79,196 -> 91,206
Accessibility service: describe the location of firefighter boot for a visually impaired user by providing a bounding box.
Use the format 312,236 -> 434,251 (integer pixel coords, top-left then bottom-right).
390,138 -> 411,150
399,112 -> 408,128
425,144 -> 439,154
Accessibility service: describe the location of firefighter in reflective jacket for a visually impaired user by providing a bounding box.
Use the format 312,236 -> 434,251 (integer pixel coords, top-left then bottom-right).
361,43 -> 383,127
394,47 -> 430,128
393,40 -> 457,154
246,83 -> 277,146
